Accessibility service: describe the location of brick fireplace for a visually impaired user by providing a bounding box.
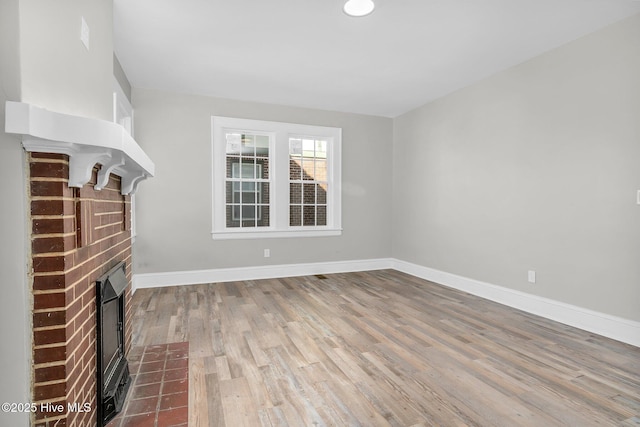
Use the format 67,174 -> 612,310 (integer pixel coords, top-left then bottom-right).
5,101 -> 155,427
30,153 -> 134,426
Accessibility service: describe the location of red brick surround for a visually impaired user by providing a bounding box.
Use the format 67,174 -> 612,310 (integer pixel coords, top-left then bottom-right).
30,153 -> 133,427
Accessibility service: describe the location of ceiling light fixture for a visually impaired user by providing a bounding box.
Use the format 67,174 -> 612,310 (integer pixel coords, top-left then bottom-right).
343,0 -> 375,17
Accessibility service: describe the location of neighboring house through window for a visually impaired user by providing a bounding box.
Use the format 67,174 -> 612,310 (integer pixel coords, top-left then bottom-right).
289,137 -> 328,227
212,117 -> 342,239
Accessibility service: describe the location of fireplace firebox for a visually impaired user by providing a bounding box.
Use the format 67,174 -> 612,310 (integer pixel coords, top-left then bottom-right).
96,261 -> 132,425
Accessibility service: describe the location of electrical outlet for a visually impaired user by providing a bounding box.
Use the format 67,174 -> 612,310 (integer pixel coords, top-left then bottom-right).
528,270 -> 536,284
80,17 -> 90,50
264,249 -> 270,258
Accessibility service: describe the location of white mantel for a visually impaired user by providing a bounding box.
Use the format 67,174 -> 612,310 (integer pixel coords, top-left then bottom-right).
4,101 -> 155,195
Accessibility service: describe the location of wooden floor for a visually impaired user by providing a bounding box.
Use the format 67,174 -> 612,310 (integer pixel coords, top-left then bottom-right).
130,270 -> 640,426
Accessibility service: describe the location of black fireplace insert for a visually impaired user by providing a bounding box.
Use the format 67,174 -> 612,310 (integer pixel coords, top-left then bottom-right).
96,261 -> 131,425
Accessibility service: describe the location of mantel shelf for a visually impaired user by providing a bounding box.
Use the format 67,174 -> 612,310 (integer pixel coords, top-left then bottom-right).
4,101 -> 155,195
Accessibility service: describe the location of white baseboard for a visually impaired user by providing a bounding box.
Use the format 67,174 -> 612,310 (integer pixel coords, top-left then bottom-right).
132,258 -> 640,348
392,259 -> 640,348
132,258 -> 394,292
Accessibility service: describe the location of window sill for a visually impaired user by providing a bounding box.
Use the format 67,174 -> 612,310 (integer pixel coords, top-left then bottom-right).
211,228 -> 342,240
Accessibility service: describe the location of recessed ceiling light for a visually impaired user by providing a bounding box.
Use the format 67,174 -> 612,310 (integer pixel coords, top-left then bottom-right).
343,0 -> 375,17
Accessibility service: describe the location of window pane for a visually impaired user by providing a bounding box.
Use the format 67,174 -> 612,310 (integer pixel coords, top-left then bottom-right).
238,205 -> 251,222
289,138 -> 302,157
261,182 -> 269,204
290,205 -> 301,226
303,183 -> 316,205
317,206 -> 327,226
314,160 -> 327,182
242,205 -> 255,220
226,182 -> 239,203
303,206 -> 315,226
226,133 -> 242,155
241,189 -> 256,203
241,181 -> 255,192
290,159 -> 301,180
241,134 -> 255,156
302,139 -> 314,156
226,157 -> 239,178
290,183 -> 301,204
226,205 -> 240,228
302,159 -> 315,180
258,205 -> 270,227
259,159 -> 269,179
236,161 -> 255,178
241,205 -> 257,227
255,135 -> 269,159
315,140 -> 327,158
318,183 -> 327,204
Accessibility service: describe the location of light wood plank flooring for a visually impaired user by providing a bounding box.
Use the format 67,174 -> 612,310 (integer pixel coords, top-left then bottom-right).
130,270 -> 640,426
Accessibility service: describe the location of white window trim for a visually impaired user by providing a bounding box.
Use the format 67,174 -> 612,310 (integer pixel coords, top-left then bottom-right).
113,77 -> 134,136
211,116 -> 342,240
112,77 -> 137,242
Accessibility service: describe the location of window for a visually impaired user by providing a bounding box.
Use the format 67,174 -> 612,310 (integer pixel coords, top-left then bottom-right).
289,137 -> 328,227
212,117 -> 341,239
225,132 -> 270,227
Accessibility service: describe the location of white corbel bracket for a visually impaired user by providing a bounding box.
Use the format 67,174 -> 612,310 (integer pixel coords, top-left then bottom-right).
70,149 -> 113,188
95,153 -> 125,191
5,102 -> 155,195
117,167 -> 149,195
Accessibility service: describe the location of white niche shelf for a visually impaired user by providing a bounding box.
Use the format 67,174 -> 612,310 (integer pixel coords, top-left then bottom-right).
5,101 -> 155,195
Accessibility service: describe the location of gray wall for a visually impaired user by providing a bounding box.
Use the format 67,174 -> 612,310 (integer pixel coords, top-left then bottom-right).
132,88 -> 393,274
0,1 -> 29,425
392,13 -> 640,322
19,0 -> 114,121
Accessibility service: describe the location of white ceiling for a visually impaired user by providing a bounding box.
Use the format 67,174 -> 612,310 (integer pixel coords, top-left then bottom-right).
113,0 -> 640,118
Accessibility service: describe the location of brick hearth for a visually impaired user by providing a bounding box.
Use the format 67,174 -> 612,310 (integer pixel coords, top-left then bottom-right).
106,342 -> 190,427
